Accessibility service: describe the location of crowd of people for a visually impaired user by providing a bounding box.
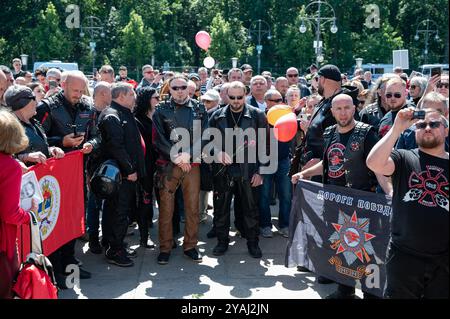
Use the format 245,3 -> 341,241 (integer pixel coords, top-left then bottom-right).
0,57 -> 448,299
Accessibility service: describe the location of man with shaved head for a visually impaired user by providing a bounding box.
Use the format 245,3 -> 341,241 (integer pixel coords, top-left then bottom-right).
292,93 -> 381,299
35,70 -> 99,288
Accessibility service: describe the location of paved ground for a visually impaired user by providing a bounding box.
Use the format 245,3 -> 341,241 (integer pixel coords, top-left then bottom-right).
59,199 -> 363,299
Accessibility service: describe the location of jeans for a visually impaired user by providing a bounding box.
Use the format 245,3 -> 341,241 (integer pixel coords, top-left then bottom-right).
259,158 -> 292,229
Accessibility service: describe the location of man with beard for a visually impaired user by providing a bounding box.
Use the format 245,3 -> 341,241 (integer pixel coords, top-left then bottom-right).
208,81 -> 266,258
292,94 -> 381,299
153,75 -> 209,265
378,77 -> 413,137
367,108 -> 449,299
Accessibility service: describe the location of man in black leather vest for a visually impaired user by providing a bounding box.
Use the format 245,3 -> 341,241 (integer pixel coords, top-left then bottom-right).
35,71 -> 98,287
292,94 -> 382,299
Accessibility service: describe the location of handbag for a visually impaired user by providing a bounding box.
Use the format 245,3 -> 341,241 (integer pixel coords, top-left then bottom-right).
12,212 -> 58,299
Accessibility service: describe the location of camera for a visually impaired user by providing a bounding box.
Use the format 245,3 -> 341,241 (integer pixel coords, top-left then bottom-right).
412,110 -> 425,120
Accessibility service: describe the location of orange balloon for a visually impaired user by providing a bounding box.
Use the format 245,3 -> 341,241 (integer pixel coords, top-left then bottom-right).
267,105 -> 292,126
274,113 -> 297,142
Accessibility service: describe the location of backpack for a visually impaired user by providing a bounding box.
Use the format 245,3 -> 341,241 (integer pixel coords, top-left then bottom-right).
12,212 -> 58,299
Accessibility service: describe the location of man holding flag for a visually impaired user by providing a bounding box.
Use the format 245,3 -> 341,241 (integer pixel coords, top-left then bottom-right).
292,94 -> 382,298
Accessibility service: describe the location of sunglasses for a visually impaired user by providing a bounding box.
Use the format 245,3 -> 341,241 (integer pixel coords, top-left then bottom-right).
268,98 -> 283,103
437,82 -> 449,89
144,71 -> 154,74
415,120 -> 443,130
228,95 -> 244,100
409,85 -> 417,90
170,85 -> 187,91
385,92 -> 402,99
287,74 -> 299,78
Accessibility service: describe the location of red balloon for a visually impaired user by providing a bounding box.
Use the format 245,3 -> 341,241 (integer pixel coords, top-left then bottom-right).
195,31 -> 211,51
274,113 -> 298,142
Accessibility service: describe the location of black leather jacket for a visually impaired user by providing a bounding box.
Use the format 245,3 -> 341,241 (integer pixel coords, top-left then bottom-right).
98,101 -> 146,179
152,98 -> 208,164
359,100 -> 388,131
208,104 -> 267,180
302,86 -> 359,161
36,91 -> 100,152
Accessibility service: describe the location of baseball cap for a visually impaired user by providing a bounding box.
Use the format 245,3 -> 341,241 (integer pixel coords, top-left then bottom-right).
201,89 -> 220,101
317,64 -> 341,82
4,85 -> 35,111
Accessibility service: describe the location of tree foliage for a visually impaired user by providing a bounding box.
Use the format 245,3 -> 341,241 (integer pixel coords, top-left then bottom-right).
0,0 -> 447,74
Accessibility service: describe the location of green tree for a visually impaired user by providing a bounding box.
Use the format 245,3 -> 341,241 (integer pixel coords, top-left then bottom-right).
209,13 -> 249,67
113,10 -> 154,70
30,2 -> 73,61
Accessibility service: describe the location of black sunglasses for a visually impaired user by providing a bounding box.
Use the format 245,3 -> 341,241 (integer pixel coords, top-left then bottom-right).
385,92 -> 402,99
170,85 -> 187,91
268,98 -> 283,103
287,74 -> 299,77
437,82 -> 449,89
228,95 -> 244,100
415,121 -> 443,130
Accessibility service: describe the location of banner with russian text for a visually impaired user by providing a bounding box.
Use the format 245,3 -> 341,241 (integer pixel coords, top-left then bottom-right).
19,151 -> 85,259
286,180 -> 392,297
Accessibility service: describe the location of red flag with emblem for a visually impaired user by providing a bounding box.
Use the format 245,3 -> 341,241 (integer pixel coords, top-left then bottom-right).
19,151 -> 85,259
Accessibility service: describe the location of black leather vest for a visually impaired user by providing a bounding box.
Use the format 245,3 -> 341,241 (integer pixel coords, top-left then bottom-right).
322,122 -> 376,191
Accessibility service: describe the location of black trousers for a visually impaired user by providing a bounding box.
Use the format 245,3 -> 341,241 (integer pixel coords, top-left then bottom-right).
213,176 -> 260,244
385,244 -> 449,299
103,180 -> 137,251
48,239 -> 76,275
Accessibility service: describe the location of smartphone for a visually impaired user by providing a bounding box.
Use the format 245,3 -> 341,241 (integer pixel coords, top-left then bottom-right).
49,80 -> 58,89
431,67 -> 441,78
412,110 -> 425,120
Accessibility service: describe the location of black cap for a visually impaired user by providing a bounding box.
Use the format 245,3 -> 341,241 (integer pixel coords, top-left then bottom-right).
4,85 -> 35,111
318,64 -> 341,82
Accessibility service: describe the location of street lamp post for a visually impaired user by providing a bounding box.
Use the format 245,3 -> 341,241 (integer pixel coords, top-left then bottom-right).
80,16 -> 105,74
247,19 -> 272,74
414,19 -> 439,64
299,0 -> 338,64
20,54 -> 29,71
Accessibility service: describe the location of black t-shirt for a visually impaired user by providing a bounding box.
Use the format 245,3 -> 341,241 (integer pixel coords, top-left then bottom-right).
391,149 -> 449,257
226,108 -> 244,177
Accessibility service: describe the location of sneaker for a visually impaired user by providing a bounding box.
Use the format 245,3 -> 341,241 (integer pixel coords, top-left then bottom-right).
247,242 -> 262,258
212,242 -> 229,256
106,249 -> 134,267
183,248 -> 203,262
206,227 -> 217,239
278,227 -> 289,238
157,252 -> 170,265
260,227 -> 273,238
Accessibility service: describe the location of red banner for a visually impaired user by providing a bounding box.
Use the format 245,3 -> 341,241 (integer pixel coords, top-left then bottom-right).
19,151 -> 85,260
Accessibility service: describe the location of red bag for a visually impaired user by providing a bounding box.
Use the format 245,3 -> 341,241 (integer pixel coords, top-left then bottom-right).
12,212 -> 58,299
12,263 -> 57,299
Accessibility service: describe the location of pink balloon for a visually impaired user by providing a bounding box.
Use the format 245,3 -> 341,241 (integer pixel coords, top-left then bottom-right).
195,31 -> 211,51
274,113 -> 298,142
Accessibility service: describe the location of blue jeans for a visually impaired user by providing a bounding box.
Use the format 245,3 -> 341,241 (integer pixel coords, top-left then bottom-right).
259,158 -> 292,229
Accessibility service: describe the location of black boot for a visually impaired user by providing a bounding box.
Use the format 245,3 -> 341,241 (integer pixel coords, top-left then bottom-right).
88,234 -> 102,254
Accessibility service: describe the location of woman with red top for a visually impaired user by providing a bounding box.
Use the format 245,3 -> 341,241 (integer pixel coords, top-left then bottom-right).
0,109 -> 38,298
